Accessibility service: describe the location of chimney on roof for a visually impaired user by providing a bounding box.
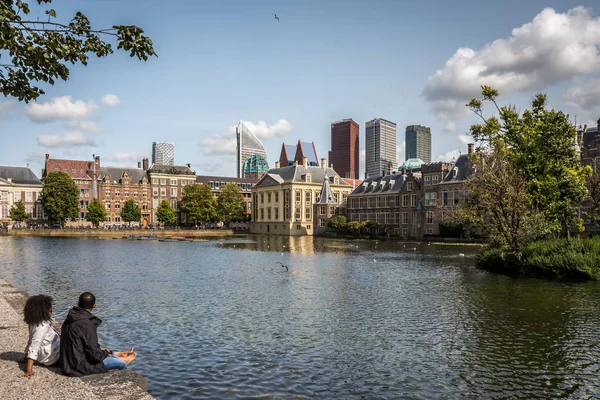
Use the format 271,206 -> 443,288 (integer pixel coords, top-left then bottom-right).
45,153 -> 50,160
275,161 -> 280,168
468,143 -> 474,155
597,118 -> 600,129
388,163 -> 394,173
142,158 -> 149,170
138,161 -> 141,168
320,158 -> 326,169
26,163 -> 29,168
186,163 -> 191,169
329,163 -> 333,169
294,160 -> 298,166
365,171 -> 369,179
95,155 -> 100,167
303,157 -> 308,167
401,168 -> 407,175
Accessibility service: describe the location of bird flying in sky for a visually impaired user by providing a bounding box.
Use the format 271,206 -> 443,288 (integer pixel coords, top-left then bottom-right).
273,13 -> 280,22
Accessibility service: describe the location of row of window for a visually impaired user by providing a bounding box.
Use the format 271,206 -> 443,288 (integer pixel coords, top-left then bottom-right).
150,178 -> 194,186
0,204 -> 42,219
0,191 -> 35,202
347,211 -> 435,225
104,190 -> 148,198
349,190 -> 462,209
423,175 -> 441,186
208,181 -> 254,191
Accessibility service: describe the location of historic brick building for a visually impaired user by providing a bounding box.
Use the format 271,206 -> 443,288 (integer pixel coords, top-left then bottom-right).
98,164 -> 151,226
147,163 -> 196,224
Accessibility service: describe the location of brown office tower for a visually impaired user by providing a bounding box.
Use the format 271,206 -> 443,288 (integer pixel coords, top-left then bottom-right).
329,119 -> 360,179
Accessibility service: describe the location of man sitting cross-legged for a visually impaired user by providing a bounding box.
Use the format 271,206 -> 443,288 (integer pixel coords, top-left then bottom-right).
60,292 -> 136,377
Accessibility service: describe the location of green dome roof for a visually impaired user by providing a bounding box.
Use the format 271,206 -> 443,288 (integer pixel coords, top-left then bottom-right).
398,158 -> 425,170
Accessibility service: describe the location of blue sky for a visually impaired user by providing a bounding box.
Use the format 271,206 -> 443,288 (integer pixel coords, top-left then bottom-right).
1,0 -> 599,178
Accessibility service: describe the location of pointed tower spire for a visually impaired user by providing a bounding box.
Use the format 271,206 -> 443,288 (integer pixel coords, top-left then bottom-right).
316,174 -> 337,204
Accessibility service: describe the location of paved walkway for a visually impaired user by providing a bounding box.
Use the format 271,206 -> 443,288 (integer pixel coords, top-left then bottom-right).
0,278 -> 155,400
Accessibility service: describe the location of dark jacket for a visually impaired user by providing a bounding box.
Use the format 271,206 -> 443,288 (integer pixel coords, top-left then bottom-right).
60,307 -> 109,377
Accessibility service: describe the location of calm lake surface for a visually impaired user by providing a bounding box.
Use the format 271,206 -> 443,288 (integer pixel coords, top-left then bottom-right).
1,235 -> 600,399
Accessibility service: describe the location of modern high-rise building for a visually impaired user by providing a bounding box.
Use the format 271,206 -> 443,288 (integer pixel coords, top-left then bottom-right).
365,118 -> 397,178
329,119 -> 360,180
152,142 -> 175,166
405,125 -> 431,163
236,121 -> 268,178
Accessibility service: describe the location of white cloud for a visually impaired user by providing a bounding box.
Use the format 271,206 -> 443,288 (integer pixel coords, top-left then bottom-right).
62,148 -> 83,157
443,120 -> 457,133
458,134 -> 472,145
25,151 -> 51,163
201,134 -> 237,156
0,99 -> 16,118
25,96 -> 97,122
423,7 -> 600,119
241,119 -> 293,140
101,94 -> 120,107
66,120 -> 102,133
437,149 -> 461,162
103,152 -> 149,165
37,131 -> 96,148
564,79 -> 600,112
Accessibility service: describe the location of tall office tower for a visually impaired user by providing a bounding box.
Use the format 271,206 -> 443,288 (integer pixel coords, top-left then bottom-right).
365,118 -> 397,178
328,119 -> 360,179
237,121 -> 268,178
405,125 -> 432,163
152,142 -> 175,166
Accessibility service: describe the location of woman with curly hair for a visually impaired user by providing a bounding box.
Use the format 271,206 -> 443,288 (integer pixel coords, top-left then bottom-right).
23,294 -> 60,377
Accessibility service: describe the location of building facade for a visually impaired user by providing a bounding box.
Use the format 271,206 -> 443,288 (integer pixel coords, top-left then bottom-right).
0,165 -> 44,225
365,118 -> 397,178
329,119 -> 360,180
237,120 -> 268,178
98,165 -> 151,226
250,158 -> 353,236
152,142 -> 175,166
147,164 -> 197,224
405,125 -> 432,163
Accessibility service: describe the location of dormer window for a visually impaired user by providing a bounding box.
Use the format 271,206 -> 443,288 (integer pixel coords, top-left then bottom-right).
453,167 -> 458,178
389,180 -> 395,187
304,173 -> 311,183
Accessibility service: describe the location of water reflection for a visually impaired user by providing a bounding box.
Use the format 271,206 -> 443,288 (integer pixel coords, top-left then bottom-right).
1,236 -> 600,399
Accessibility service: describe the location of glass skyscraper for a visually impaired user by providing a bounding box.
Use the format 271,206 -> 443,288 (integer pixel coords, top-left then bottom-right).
405,125 -> 431,163
152,141 -> 175,165
236,121 -> 268,178
365,118 -> 397,178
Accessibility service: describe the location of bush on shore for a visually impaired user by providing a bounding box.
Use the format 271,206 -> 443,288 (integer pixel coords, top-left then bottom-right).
476,236 -> 600,280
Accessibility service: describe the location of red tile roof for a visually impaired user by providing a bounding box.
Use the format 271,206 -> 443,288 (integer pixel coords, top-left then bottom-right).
45,159 -> 94,180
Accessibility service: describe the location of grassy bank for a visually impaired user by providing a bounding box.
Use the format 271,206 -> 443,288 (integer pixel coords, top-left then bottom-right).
476,236 -> 600,280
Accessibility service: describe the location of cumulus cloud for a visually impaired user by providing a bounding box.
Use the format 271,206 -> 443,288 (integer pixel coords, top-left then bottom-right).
101,94 -> 120,107
66,120 -> 102,133
25,151 -> 51,164
103,152 -> 149,165
458,134 -> 472,145
0,99 -> 16,118
423,6 -> 600,119
443,120 -> 457,133
437,149 -> 461,162
37,131 -> 96,148
201,119 -> 293,156
564,79 -> 600,112
25,96 -> 97,122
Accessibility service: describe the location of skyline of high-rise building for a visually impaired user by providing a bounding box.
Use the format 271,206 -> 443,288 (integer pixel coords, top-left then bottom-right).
329,119 -> 360,180
365,118 -> 397,178
152,141 -> 175,166
405,125 -> 432,163
236,121 -> 268,178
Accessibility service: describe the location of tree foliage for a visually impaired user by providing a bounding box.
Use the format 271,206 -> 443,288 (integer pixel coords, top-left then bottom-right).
179,184 -> 216,225
85,198 -> 106,227
327,215 -> 347,232
40,171 -> 78,226
467,86 -> 591,240
156,200 -> 176,226
9,200 -> 29,222
119,199 -> 140,225
1,0 -> 156,102
216,183 -> 245,224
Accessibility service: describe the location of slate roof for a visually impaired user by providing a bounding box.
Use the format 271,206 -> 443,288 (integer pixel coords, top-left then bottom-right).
583,126 -> 599,148
441,154 -> 469,183
316,175 -> 337,204
349,172 -> 407,196
44,159 -> 93,179
256,165 -> 350,187
0,166 -> 42,185
148,164 -> 195,175
100,166 -> 147,184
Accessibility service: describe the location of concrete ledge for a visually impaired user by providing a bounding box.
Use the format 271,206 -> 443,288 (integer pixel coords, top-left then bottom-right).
0,278 -> 155,400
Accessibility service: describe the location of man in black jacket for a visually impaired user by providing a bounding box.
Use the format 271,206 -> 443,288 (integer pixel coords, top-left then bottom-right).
60,292 -> 136,377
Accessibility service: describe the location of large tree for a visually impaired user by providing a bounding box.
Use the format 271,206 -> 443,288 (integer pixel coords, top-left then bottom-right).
179,183 -> 216,225
40,171 -> 78,226
120,199 -> 140,226
468,86 -> 591,238
9,200 -> 29,222
1,0 -> 156,102
216,183 -> 245,224
156,200 -> 176,226
85,198 -> 107,227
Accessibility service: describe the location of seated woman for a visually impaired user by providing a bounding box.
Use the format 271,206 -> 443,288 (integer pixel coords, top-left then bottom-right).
23,295 -> 60,377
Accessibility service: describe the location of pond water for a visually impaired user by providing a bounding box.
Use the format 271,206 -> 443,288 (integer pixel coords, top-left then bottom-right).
1,235 -> 600,399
